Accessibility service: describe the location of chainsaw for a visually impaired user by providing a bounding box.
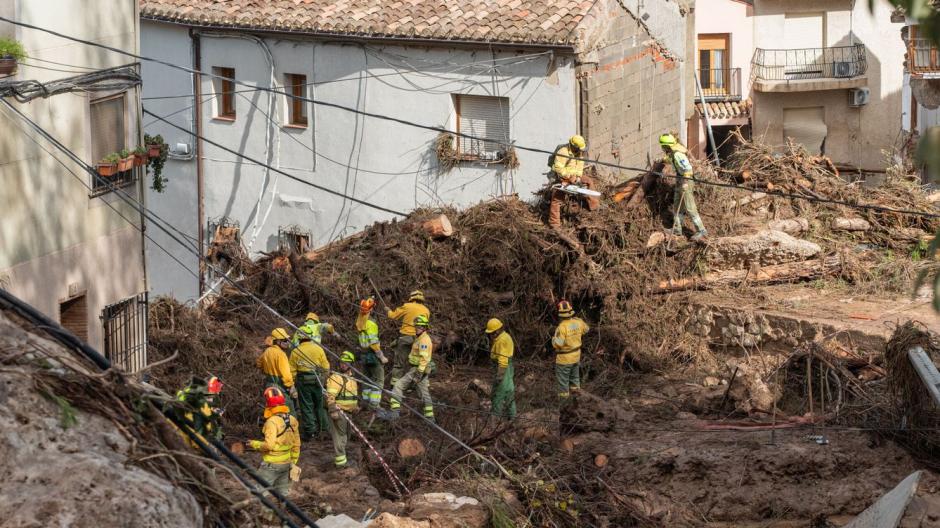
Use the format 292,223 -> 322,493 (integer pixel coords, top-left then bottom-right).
551,183 -> 602,197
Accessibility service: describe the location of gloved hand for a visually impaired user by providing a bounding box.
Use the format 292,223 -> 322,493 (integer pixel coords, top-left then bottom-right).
289,464 -> 302,482
289,386 -> 298,399
376,350 -> 389,364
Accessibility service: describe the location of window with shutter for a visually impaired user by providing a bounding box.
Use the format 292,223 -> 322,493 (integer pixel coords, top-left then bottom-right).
455,94 -> 510,160
284,73 -> 308,127
89,93 -> 132,193
783,107 -> 827,155
60,295 -> 88,343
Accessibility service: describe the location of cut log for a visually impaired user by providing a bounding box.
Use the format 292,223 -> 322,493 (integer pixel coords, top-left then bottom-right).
733,192 -> 767,208
398,438 -> 426,458
625,162 -> 663,209
646,232 -> 666,249
594,454 -> 609,468
704,230 -> 821,268
652,255 -> 844,294
422,214 -> 454,238
832,217 -> 871,232
230,441 -> 245,455
612,180 -> 640,203
767,218 -> 809,235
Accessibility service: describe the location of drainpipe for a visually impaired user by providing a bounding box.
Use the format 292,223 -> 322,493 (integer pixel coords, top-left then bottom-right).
134,1 -> 149,296
694,72 -> 720,166
190,28 -> 206,296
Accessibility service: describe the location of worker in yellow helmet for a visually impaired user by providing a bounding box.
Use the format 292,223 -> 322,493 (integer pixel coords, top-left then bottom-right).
552,300 -> 590,401
289,326 -> 331,441
660,133 -> 707,241
387,289 -> 430,385
485,318 -> 516,419
389,314 -> 435,421
548,134 -> 600,228
357,297 -> 388,409
291,311 -> 336,346
248,386 -> 300,518
256,328 -> 295,414
325,351 -> 359,469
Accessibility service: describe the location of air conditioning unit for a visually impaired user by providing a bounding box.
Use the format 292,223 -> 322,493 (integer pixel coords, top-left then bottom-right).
850,87 -> 870,107
833,61 -> 856,78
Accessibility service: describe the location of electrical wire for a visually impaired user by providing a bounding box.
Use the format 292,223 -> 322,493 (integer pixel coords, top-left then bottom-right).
0,64 -> 141,103
7,16 -> 940,220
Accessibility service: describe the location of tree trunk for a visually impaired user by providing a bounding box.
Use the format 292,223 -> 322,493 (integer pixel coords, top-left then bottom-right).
652,255 -> 844,294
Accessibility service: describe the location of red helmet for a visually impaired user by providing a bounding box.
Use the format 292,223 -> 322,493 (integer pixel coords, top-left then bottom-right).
263,386 -> 286,408
207,376 -> 223,395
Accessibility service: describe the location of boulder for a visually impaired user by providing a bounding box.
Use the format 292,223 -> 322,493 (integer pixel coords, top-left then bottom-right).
406,493 -> 489,528
704,230 -> 821,269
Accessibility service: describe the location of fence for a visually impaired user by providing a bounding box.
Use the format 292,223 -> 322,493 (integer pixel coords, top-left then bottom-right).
907,38 -> 940,73
751,44 -> 867,81
697,68 -> 742,100
101,291 -> 148,373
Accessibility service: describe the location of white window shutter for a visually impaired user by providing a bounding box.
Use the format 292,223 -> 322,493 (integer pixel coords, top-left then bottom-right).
457,95 -> 510,159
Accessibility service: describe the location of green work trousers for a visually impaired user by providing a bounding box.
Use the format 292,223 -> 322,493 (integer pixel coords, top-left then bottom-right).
257,461 -> 291,498
672,179 -> 705,234
265,376 -> 296,415
330,413 -> 350,467
295,372 -> 330,438
361,354 -> 385,408
390,368 -> 434,418
555,362 -> 581,399
491,362 -> 517,419
390,335 -> 414,384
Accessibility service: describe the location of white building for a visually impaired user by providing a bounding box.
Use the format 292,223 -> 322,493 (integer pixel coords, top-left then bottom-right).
139,0 -> 695,301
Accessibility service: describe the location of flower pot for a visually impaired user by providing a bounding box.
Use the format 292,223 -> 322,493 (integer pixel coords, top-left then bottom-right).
117,156 -> 134,172
0,58 -> 16,76
148,144 -> 162,158
133,153 -> 148,167
97,162 -> 118,177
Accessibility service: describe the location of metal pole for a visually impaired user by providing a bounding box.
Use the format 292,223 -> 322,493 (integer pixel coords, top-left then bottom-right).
694,72 -> 720,166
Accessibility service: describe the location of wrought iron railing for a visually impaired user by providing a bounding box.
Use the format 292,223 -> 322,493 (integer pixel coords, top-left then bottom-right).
697,68 -> 742,100
102,292 -> 148,373
751,44 -> 867,81
907,38 -> 940,72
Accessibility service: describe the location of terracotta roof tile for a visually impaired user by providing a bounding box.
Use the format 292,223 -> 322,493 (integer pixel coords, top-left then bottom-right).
140,0 -> 588,45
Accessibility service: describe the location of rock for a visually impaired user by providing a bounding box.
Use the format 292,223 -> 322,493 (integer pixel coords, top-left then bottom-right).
407,493 -> 489,528
676,411 -> 698,420
646,231 -> 666,249
318,513 -> 367,528
704,230 -> 821,269
703,376 -> 721,387
368,513 -> 430,528
398,438 -> 426,459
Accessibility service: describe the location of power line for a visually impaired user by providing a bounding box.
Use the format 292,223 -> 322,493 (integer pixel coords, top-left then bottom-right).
7,15 -> 938,221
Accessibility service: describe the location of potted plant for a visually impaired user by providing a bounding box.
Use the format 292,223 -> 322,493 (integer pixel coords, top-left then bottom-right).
132,146 -> 148,167
0,38 -> 25,76
144,133 -> 169,192
97,153 -> 121,177
117,149 -> 134,172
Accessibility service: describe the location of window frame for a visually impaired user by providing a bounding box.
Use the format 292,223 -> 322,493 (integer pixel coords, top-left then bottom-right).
284,73 -> 309,128
213,66 -> 236,121
453,94 -> 511,161
88,92 -> 136,197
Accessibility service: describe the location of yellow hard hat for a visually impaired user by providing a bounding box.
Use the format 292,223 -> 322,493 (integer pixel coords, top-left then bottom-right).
485,318 -> 503,334
569,135 -> 586,151
271,327 -> 290,340
659,133 -> 678,148
409,290 -> 425,302
557,300 -> 574,317
339,350 -> 356,363
305,312 -> 319,322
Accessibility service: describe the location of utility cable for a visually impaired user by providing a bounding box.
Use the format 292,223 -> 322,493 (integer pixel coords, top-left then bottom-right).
7,16 -> 939,221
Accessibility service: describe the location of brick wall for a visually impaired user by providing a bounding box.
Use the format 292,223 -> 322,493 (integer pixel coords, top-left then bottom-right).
575,0 -> 693,177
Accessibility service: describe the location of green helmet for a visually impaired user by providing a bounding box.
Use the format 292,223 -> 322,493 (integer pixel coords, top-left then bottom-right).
414,314 -> 430,328
339,350 -> 356,363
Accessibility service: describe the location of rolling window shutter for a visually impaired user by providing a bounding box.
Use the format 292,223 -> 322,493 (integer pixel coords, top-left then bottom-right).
90,95 -> 125,163
783,107 -> 827,155
458,95 -> 510,158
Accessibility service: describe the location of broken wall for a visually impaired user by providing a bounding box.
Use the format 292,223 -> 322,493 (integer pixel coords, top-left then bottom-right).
575,0 -> 693,176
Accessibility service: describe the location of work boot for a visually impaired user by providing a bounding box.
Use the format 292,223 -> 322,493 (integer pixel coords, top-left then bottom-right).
690,229 -> 708,243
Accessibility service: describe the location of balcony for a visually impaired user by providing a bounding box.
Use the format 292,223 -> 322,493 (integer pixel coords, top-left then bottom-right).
751,44 -> 868,92
907,38 -> 940,77
697,68 -> 742,101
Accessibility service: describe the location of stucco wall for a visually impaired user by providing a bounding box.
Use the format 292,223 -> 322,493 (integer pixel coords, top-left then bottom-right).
751,0 -> 905,168
0,0 -> 146,350
695,0 -> 754,100
141,21 -> 577,300
575,0 -> 693,174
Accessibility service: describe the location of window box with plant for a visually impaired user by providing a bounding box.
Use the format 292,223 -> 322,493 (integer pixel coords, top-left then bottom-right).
116,149 -> 134,172
0,38 -> 26,76
132,146 -> 148,167
144,133 -> 169,192
97,153 -> 121,178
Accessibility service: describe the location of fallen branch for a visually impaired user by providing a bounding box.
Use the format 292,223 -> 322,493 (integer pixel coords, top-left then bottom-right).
652,255 -> 844,294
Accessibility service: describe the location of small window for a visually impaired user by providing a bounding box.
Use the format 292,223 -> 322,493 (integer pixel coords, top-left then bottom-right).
278,226 -> 310,254
213,67 -> 236,120
284,73 -> 308,127
90,93 -> 134,193
455,94 -> 510,160
60,294 -> 88,342
102,292 -> 149,373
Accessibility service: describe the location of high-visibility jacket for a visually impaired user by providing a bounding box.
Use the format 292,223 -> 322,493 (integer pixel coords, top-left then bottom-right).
249,406 -> 300,464
490,331 -> 514,369
552,145 -> 584,183
663,145 -> 694,178
326,372 -> 359,412
289,340 -> 330,377
409,332 -> 433,373
552,317 -> 590,365
175,387 -> 221,447
388,302 -> 430,336
356,313 -> 382,353
256,346 -> 294,388
292,321 -> 334,346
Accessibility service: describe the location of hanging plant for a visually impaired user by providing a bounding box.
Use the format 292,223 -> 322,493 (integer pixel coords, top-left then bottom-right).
0,38 -> 26,76
501,146 -> 520,169
144,133 -> 169,192
436,132 -> 458,172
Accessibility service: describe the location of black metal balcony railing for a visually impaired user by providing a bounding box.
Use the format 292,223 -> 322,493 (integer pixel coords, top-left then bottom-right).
697,67 -> 742,101
751,44 -> 867,81
907,38 -> 940,73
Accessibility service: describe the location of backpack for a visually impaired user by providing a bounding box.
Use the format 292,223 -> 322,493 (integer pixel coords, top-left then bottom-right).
547,143 -> 568,169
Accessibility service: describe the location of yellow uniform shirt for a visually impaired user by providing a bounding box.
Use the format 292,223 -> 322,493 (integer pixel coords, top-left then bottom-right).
256,345 -> 294,388
356,313 -> 382,352
326,372 -> 360,412
289,340 -> 330,376
552,145 -> 584,183
552,317 -> 590,365
490,331 -> 514,369
249,408 -> 300,464
409,332 -> 433,372
387,302 -> 430,336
